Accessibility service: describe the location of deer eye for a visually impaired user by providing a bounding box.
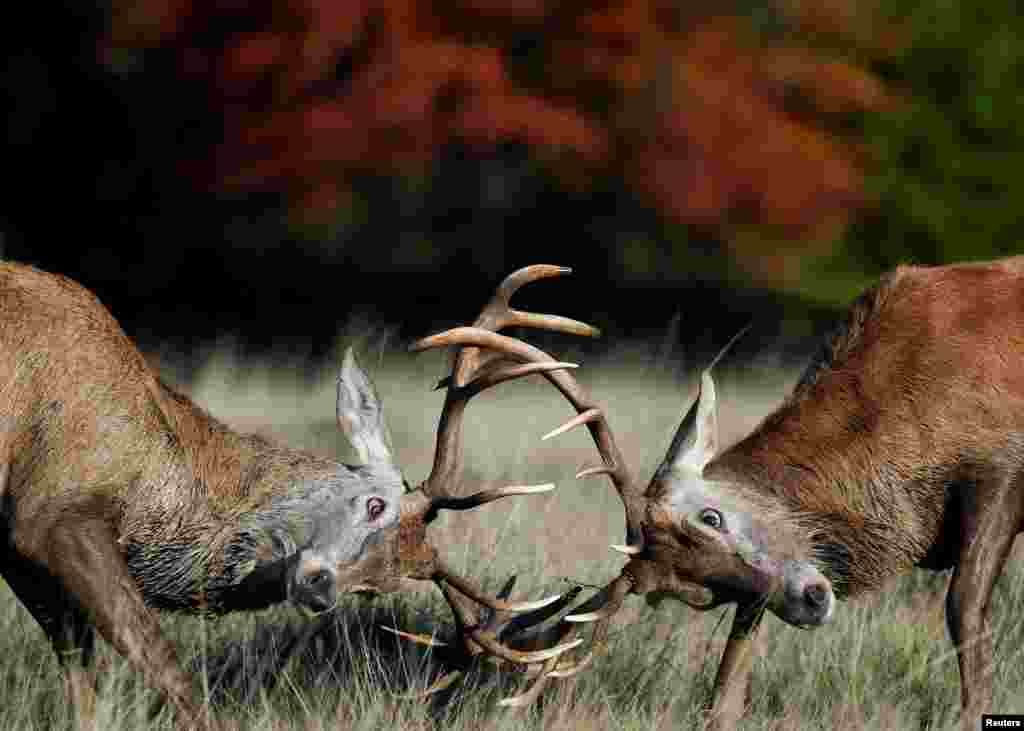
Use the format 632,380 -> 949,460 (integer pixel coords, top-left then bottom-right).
366,497 -> 387,522
699,508 -> 724,531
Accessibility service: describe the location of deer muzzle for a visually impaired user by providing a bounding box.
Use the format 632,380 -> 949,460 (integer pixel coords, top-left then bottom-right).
772,559 -> 835,627
291,555 -> 338,613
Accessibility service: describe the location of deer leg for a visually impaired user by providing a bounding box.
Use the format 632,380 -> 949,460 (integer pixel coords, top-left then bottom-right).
945,471 -> 1022,731
1,560 -> 99,727
707,601 -> 763,730
30,515 -> 210,730
51,609 -> 101,729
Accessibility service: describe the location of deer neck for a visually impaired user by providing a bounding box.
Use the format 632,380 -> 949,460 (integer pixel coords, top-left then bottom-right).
711,414 -> 935,598
125,456 -> 358,613
127,381 -> 357,612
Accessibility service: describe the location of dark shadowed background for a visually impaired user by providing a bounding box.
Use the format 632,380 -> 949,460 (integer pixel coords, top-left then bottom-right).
4,0 -> 1024,361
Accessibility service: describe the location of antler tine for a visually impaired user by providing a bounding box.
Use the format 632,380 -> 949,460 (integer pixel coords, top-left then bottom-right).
496,575 -> 633,705
429,482 -> 556,514
381,626 -> 449,648
455,264 -> 600,388
413,326 -> 645,548
416,360 -> 577,505
497,656 -> 558,708
403,265 -> 625,704
497,585 -> 583,641
386,579 -> 585,698
435,574 -> 583,666
463,361 -> 579,398
415,266 -> 600,503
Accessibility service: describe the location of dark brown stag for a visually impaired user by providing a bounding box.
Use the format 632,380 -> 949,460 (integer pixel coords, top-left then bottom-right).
0,262 -> 597,728
419,257 -> 1024,728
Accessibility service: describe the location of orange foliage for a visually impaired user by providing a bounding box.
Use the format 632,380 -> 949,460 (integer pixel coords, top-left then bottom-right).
103,0 -> 891,246
639,18 -> 867,239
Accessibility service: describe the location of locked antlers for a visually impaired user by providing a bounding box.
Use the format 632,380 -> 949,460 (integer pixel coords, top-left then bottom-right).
407,265 -> 659,704
395,265 -> 611,686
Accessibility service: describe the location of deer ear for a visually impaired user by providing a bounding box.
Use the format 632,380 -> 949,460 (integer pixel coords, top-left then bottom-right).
336,347 -> 395,465
662,369 -> 718,475
660,325 -> 750,476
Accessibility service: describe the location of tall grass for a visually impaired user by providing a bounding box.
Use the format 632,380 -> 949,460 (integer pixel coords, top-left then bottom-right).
1,337 -> 1021,730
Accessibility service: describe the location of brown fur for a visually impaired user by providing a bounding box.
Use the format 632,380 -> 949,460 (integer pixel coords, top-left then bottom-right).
694,257 -> 1024,727
709,257 -> 1024,593
0,262 -> 387,727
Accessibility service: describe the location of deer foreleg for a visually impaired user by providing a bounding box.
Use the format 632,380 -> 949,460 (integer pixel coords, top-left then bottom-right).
0,558 -> 100,727
39,515 -> 209,730
946,470 -> 1022,731
707,601 -> 763,730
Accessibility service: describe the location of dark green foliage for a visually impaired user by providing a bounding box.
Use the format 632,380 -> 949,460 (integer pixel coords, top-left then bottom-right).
809,0 -> 1024,306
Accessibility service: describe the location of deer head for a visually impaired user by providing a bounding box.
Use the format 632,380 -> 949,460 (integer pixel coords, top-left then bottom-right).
288,265 -> 604,678
414,322 -> 835,704
632,331 -> 834,627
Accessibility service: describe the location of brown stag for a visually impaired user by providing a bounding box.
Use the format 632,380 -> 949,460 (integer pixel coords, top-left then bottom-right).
0,262 -> 596,728
418,257 -> 1024,727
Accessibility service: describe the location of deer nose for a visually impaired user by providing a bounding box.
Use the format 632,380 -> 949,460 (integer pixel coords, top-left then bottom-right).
303,568 -> 333,591
804,582 -> 828,609
293,560 -> 337,613
800,577 -> 835,625
778,561 -> 834,627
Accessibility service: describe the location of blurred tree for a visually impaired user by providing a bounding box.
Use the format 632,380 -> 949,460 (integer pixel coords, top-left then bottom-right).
798,0 -> 1024,305
100,0 -> 892,283
14,0 -> 1015,350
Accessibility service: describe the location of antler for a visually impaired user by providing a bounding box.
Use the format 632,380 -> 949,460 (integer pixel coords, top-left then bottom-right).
407,289 -> 743,705
399,265 -> 606,686
385,576 -> 586,699
413,326 -> 646,550
420,264 -> 599,498
410,278 -> 655,704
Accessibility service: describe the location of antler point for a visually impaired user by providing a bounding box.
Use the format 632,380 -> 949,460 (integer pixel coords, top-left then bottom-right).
610,544 -> 643,555
380,625 -> 450,647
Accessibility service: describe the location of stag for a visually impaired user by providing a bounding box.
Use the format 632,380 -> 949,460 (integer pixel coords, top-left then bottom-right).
0,262 -> 597,728
418,257 -> 1024,728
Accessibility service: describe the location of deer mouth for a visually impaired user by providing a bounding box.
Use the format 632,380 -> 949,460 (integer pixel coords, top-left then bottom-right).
288,556 -> 336,613
644,587 -> 716,610
678,586 -> 716,608
624,560 -> 717,609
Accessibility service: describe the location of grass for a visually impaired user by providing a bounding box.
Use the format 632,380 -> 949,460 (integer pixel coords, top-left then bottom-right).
1,334 -> 1022,730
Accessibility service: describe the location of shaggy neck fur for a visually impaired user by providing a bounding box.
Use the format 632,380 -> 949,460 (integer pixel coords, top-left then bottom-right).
123,379 -> 358,613
705,268 -> 947,598
708,434 -> 936,599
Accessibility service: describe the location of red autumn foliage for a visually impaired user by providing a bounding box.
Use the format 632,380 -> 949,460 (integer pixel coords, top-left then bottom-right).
102,0 -> 893,245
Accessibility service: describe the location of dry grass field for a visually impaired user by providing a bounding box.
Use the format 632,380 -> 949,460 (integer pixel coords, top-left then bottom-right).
1,333 -> 1022,730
